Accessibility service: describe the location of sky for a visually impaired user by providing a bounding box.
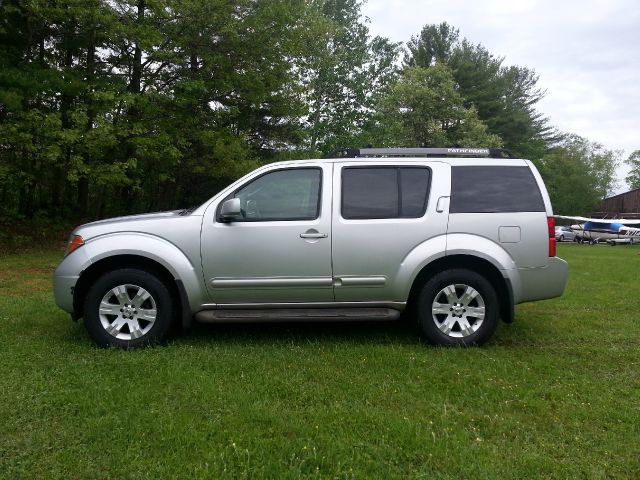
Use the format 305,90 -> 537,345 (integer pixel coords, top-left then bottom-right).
362,0 -> 640,193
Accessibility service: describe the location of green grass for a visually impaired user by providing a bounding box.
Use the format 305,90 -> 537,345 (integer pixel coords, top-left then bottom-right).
1,244 -> 640,479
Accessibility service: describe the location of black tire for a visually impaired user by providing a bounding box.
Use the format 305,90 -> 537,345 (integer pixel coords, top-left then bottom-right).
559,235 -> 564,242
83,268 -> 174,348
417,268 -> 499,346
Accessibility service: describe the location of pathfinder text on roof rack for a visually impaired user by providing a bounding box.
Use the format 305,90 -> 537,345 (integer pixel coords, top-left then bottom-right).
330,147 -> 514,159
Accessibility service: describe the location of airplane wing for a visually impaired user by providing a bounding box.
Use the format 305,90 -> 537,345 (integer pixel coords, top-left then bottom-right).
554,215 -> 590,222
554,215 -> 640,225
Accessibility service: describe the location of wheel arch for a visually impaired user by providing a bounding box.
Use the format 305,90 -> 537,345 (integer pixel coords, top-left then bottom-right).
407,255 -> 515,324
73,254 -> 194,329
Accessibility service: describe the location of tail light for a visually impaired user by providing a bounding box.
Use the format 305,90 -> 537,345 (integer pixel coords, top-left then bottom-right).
547,217 -> 556,257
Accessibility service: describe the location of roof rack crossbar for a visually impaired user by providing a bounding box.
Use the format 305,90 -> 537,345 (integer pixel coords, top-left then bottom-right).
328,147 -> 513,159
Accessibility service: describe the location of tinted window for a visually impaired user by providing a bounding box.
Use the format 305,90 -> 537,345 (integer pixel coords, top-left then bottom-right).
342,167 -> 430,219
342,168 -> 398,219
400,168 -> 430,217
450,166 -> 544,213
233,168 -> 321,221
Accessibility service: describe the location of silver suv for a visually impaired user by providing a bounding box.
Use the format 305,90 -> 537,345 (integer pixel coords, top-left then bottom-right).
54,148 -> 568,347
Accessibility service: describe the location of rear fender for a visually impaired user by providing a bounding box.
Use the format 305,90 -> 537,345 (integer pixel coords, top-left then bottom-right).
446,233 -> 521,302
395,233 -> 521,303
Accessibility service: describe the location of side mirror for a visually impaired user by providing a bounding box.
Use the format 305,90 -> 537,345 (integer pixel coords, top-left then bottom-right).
220,198 -> 242,221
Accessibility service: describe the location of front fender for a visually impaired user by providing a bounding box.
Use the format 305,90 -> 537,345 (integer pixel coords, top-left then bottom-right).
82,233 -> 207,312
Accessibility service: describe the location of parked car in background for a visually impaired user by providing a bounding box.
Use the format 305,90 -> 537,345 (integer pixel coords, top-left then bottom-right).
54,147 -> 569,348
555,226 -> 576,242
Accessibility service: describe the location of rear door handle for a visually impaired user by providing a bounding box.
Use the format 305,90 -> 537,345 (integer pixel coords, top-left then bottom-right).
300,232 -> 328,239
436,196 -> 450,213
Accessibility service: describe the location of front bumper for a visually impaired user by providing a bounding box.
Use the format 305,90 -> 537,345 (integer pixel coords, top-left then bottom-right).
53,247 -> 92,314
53,274 -> 79,313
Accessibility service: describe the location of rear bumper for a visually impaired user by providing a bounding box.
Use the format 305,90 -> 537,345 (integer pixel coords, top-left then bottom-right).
515,257 -> 569,303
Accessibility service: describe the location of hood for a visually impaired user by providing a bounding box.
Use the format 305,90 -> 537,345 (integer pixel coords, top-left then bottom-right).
73,209 -> 199,241
80,210 -> 183,228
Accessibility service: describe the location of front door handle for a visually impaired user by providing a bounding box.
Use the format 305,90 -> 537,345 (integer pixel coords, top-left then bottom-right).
300,232 -> 328,239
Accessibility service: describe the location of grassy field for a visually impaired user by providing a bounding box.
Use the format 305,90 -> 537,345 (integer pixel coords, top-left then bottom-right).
1,243 -> 639,479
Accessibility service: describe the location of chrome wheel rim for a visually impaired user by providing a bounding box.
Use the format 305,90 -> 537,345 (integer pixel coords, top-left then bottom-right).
98,284 -> 157,341
431,283 -> 485,338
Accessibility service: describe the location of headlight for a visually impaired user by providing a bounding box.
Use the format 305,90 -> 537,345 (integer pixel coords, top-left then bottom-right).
65,235 -> 85,256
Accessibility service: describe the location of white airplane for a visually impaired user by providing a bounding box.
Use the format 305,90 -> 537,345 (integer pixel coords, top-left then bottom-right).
554,215 -> 640,245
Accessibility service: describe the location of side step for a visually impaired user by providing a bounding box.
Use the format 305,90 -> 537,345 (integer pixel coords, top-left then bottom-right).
194,307 -> 401,323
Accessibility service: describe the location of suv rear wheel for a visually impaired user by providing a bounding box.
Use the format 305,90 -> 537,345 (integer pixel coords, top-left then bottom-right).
417,269 -> 499,346
83,268 -> 174,348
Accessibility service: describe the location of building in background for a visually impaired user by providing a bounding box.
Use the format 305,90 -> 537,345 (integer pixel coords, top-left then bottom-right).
593,189 -> 640,219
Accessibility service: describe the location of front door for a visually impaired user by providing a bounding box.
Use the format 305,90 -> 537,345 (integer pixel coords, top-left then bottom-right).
201,163 -> 334,305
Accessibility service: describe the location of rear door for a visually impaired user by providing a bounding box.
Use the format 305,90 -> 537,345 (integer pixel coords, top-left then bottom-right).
331,161 -> 450,302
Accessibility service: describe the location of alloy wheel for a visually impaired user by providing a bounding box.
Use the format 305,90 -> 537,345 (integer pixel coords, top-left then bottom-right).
98,284 -> 157,340
431,283 -> 486,338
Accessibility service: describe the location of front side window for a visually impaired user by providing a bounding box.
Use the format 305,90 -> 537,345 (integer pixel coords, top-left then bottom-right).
232,168 -> 321,221
341,167 -> 430,219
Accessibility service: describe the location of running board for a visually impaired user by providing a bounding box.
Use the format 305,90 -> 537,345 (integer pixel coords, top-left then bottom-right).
194,307 -> 401,323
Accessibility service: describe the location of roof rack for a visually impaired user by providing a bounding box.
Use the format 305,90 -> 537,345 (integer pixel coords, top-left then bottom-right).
328,147 -> 514,159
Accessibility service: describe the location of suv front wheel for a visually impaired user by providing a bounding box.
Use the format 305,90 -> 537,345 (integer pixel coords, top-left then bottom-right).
417,269 -> 499,346
83,268 -> 174,348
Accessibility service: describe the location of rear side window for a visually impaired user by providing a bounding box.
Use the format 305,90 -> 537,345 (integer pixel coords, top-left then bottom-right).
342,167 -> 430,219
450,166 -> 545,213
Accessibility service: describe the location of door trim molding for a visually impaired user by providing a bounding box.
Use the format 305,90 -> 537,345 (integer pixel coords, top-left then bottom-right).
210,277 -> 333,288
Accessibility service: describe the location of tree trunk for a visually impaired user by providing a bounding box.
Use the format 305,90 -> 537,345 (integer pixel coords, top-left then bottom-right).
129,0 -> 145,95
77,28 -> 97,216
55,23 -> 74,213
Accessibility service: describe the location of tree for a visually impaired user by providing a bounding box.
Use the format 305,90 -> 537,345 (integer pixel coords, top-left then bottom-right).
300,0 -> 400,154
0,0 -> 131,217
405,22 -> 459,67
376,65 -> 501,148
537,134 -> 621,215
0,0 -> 330,218
1,6 -> 629,224
625,150 -> 640,190
404,22 -> 558,159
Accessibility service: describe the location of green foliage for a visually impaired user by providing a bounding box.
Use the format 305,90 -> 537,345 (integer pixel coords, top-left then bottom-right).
625,150 -> 640,190
0,0 -> 325,218
537,134 -> 621,215
377,65 -> 502,148
301,0 -> 400,154
405,22 -> 459,67
405,22 -> 558,159
0,5 -> 628,221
